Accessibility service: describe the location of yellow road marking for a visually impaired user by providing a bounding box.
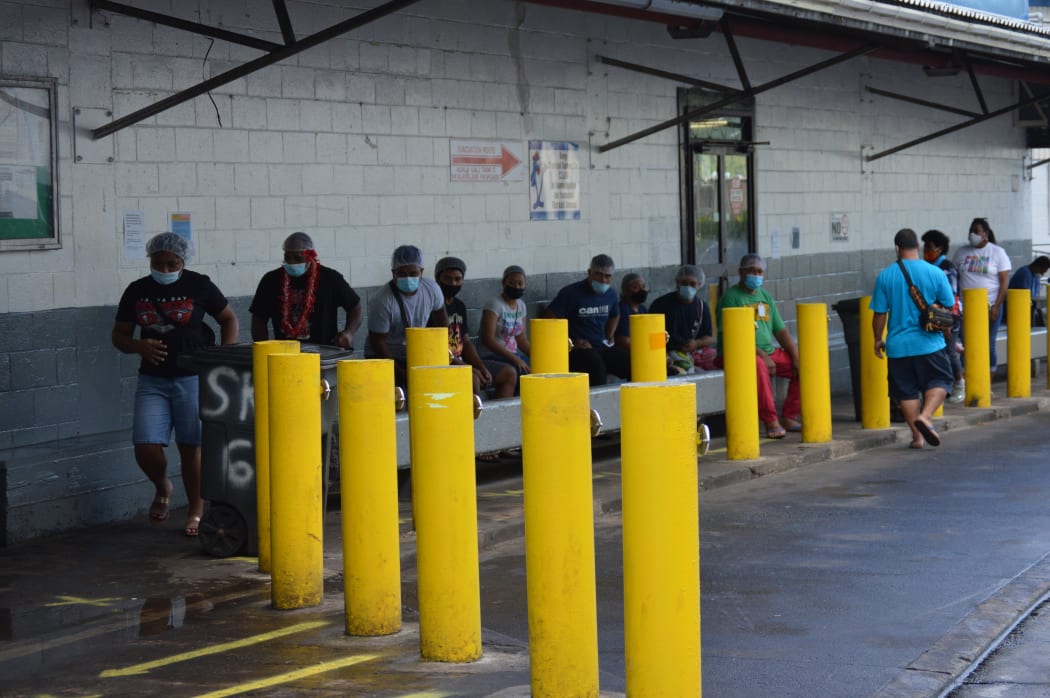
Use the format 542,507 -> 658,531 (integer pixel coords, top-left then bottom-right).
99,620 -> 330,678
191,653 -> 378,697
44,595 -> 122,608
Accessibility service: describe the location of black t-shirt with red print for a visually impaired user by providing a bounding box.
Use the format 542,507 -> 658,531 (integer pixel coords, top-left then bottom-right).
249,265 -> 360,345
115,270 -> 229,378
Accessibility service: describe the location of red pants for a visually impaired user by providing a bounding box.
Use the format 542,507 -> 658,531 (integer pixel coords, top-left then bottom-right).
716,348 -> 800,425
756,349 -> 800,425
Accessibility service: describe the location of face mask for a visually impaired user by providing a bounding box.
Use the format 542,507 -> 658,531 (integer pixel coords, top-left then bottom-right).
503,286 -> 525,300
924,249 -> 939,263
969,232 -> 984,247
744,274 -> 763,290
439,282 -> 462,298
283,262 -> 307,277
678,285 -> 698,301
591,280 -> 611,294
630,290 -> 649,304
151,269 -> 181,285
396,277 -> 420,293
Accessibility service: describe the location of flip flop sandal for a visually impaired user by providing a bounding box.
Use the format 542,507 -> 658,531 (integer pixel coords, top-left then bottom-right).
149,496 -> 170,523
766,426 -> 787,439
914,419 -> 941,447
183,514 -> 202,537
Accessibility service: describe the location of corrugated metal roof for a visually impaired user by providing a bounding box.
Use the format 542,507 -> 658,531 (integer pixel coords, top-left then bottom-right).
878,0 -> 1050,34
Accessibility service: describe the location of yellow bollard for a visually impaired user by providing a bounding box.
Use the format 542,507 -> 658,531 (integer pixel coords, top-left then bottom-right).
520,373 -> 599,697
963,288 -> 991,407
798,303 -> 832,442
722,307 -> 759,460
620,382 -> 700,697
408,365 -> 481,662
338,359 -> 401,636
252,340 -> 299,573
530,318 -> 570,374
629,314 -> 667,383
406,327 -> 449,370
860,296 -> 890,429
1007,288 -> 1031,398
268,352 -> 323,610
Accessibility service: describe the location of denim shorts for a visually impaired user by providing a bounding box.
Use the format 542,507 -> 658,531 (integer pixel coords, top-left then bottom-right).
132,374 -> 201,446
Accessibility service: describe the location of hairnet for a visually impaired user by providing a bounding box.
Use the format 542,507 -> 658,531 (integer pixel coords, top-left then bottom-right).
283,232 -> 314,251
675,265 -> 705,286
739,253 -> 766,271
391,245 -> 424,269
146,232 -> 190,261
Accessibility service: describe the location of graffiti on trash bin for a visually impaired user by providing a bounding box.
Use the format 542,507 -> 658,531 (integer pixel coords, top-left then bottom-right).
201,366 -> 254,423
227,438 -> 254,488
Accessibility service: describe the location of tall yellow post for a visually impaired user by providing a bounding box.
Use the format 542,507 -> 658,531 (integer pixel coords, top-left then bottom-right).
268,352 -> 323,610
252,340 -> 299,573
629,314 -> 667,383
338,359 -> 401,636
963,288 -> 991,407
408,365 -> 481,662
798,303 -> 832,442
520,373 -> 599,697
406,327 -> 449,369
860,296 -> 890,428
530,319 -> 570,373
1007,288 -> 1031,398
722,307 -> 759,460
621,382 -> 700,697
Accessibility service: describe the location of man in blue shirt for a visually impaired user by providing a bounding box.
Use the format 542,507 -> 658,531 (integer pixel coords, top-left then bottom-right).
1007,256 -> 1050,327
871,228 -> 955,449
544,254 -> 630,385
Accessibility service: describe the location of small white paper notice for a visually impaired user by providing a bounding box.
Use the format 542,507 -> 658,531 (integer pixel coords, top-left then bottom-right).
123,210 -> 146,260
771,229 -> 781,259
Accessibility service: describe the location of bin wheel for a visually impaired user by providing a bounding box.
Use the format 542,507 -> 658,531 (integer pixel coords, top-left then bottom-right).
198,504 -> 247,558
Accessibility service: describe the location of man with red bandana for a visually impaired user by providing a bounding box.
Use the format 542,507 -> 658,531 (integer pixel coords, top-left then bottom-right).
250,232 -> 362,348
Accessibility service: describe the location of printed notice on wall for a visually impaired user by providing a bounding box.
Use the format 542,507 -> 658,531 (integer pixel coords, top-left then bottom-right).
449,139 -> 523,182
831,213 -> 849,241
0,165 -> 37,219
123,210 -> 146,260
529,140 -> 581,221
169,211 -> 192,248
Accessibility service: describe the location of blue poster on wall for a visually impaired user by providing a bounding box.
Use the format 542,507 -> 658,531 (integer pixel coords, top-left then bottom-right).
941,0 -> 1029,20
529,140 -> 582,221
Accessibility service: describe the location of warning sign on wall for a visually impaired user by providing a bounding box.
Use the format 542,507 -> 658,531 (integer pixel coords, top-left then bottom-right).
449,140 -> 523,182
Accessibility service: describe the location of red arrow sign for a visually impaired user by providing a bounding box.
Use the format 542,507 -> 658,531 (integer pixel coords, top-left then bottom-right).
451,146 -> 521,176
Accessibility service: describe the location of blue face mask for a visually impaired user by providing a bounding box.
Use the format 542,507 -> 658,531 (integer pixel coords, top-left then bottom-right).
151,269 -> 181,285
678,285 -> 698,301
396,276 -> 420,293
283,262 -> 308,277
744,274 -> 764,290
591,280 -> 611,294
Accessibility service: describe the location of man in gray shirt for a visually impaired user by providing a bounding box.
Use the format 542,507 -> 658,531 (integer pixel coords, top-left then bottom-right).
366,245 -> 448,386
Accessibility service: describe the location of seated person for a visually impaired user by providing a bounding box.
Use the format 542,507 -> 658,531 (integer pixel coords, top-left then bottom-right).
250,231 -> 362,348
434,256 -> 517,399
543,253 -> 630,385
649,265 -> 715,375
715,253 -> 800,439
613,273 -> 649,351
366,245 -> 448,387
480,265 -> 531,376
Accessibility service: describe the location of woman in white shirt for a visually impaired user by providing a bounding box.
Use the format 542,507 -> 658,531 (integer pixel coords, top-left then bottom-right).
952,217 -> 1011,383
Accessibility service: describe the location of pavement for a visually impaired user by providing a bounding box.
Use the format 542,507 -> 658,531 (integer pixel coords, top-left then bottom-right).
4,385 -> 1050,696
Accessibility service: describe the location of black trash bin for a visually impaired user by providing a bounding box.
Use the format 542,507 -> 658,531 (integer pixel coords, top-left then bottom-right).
183,343 -> 351,557
832,298 -> 863,421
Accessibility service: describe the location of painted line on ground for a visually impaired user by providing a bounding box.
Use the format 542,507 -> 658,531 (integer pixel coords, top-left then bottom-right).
191,653 -> 378,697
99,620 -> 330,678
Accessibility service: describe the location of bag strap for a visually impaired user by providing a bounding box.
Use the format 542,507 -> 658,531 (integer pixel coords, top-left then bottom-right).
896,260 -> 930,313
389,280 -> 412,329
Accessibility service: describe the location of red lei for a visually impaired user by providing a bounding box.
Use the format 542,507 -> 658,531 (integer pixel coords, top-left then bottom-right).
279,250 -> 320,339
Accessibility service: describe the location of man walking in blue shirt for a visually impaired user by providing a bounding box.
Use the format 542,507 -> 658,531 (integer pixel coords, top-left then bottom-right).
871,229 -> 955,448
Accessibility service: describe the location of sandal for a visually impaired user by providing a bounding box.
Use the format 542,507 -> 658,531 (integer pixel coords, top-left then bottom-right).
914,418 -> 941,447
784,419 -> 802,433
149,495 -> 170,523
184,514 -> 202,537
765,425 -> 787,440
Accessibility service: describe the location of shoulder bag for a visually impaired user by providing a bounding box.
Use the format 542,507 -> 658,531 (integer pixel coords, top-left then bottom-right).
897,260 -> 953,333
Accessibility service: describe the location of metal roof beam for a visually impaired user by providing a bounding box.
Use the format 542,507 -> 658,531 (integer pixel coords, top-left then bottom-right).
599,42 -> 877,152
867,90 -> 1050,161
90,0 -> 283,52
965,57 -> 990,114
720,18 -> 752,94
91,0 -> 422,140
595,55 -> 741,94
865,85 -> 980,118
271,0 -> 297,45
